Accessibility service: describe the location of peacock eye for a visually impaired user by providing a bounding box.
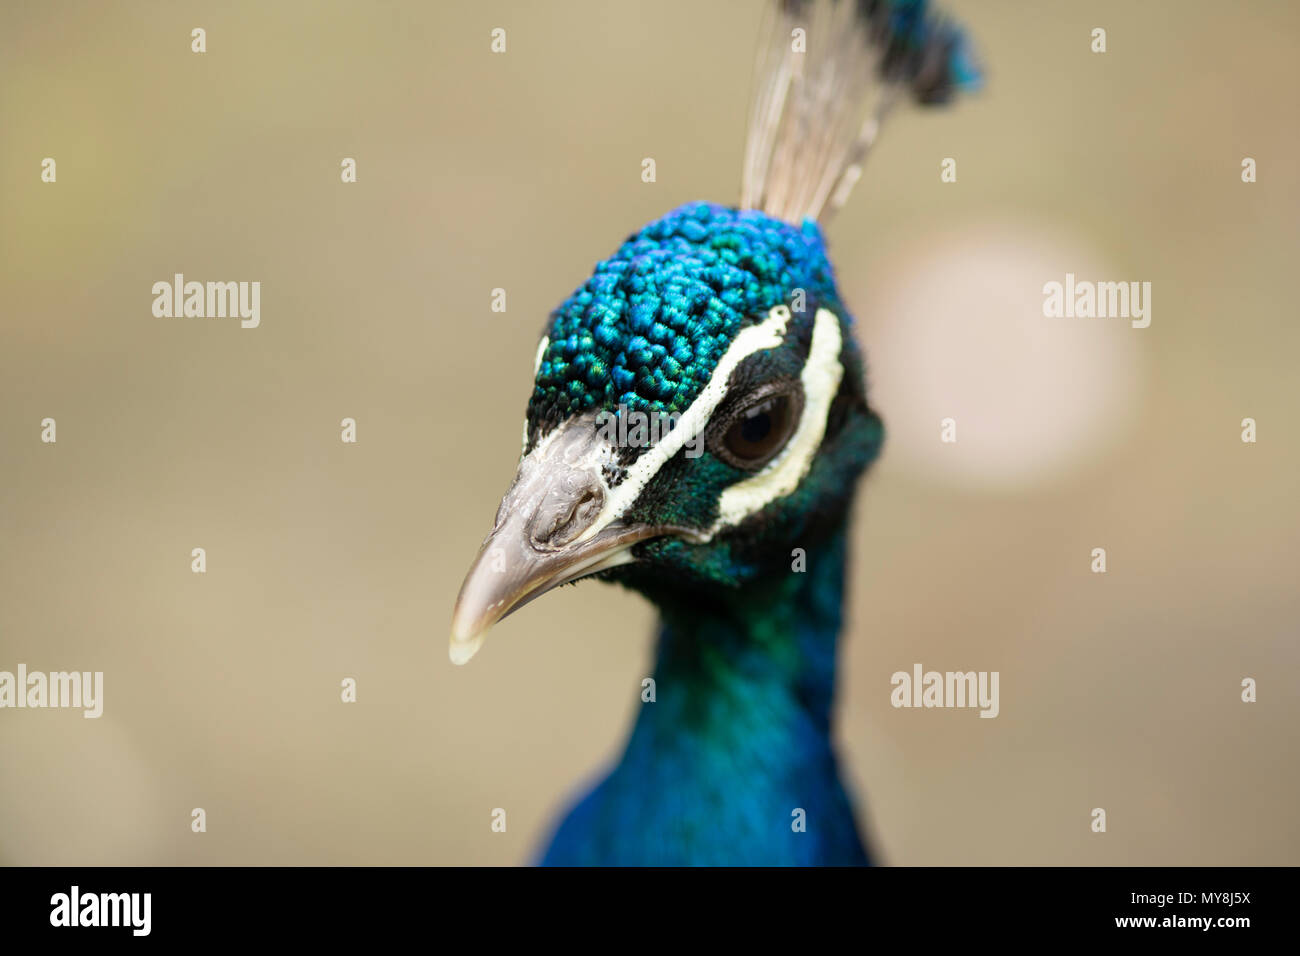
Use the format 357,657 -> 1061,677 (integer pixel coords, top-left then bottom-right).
709,382 -> 804,470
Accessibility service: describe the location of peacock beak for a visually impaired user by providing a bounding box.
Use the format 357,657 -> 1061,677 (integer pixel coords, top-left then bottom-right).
449,516 -> 662,665
449,417 -> 666,665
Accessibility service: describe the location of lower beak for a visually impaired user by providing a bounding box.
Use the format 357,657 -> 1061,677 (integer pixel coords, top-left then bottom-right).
449,518 -> 664,665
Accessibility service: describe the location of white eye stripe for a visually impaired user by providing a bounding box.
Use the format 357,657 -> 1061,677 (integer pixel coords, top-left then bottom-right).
522,336 -> 552,457
708,307 -> 843,536
570,305 -> 795,545
515,306 -> 843,547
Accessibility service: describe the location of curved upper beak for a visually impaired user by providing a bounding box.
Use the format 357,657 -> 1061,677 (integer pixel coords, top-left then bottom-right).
449,417 -> 663,665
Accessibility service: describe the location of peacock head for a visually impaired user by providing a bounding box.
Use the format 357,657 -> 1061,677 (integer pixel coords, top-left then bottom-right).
450,202 -> 883,664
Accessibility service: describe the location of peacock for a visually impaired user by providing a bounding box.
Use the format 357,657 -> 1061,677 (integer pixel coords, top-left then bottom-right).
451,0 -> 979,866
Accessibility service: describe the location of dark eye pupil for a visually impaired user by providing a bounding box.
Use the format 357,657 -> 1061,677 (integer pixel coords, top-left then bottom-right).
723,396 -> 791,463
739,407 -> 773,444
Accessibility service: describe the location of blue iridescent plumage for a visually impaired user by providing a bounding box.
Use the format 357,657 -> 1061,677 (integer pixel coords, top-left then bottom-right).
541,526 -> 868,866
450,0 -> 978,866
529,203 -> 838,435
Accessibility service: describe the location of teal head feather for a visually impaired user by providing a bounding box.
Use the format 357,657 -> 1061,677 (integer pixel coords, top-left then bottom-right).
451,0 -> 979,865
528,202 -> 840,428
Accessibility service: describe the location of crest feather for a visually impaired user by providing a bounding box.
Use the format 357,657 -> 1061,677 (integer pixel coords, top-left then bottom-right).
740,0 -> 980,226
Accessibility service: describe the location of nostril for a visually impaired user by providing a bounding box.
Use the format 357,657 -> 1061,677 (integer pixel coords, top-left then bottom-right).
531,483 -> 604,548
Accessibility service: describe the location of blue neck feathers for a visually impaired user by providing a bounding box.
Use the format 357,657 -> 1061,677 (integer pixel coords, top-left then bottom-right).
540,527 -> 870,866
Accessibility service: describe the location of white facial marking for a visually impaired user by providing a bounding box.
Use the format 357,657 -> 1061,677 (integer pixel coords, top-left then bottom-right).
572,305 -> 795,545
522,336 -> 552,456
509,306 -> 841,549
709,307 -> 843,535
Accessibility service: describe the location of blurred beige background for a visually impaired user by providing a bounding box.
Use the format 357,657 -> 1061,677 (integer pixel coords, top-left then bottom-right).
1,1 -> 1296,865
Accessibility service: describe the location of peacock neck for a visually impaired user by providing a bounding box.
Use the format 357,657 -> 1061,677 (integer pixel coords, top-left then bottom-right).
541,524 -> 869,864
644,527 -> 850,736
591,525 -> 867,864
